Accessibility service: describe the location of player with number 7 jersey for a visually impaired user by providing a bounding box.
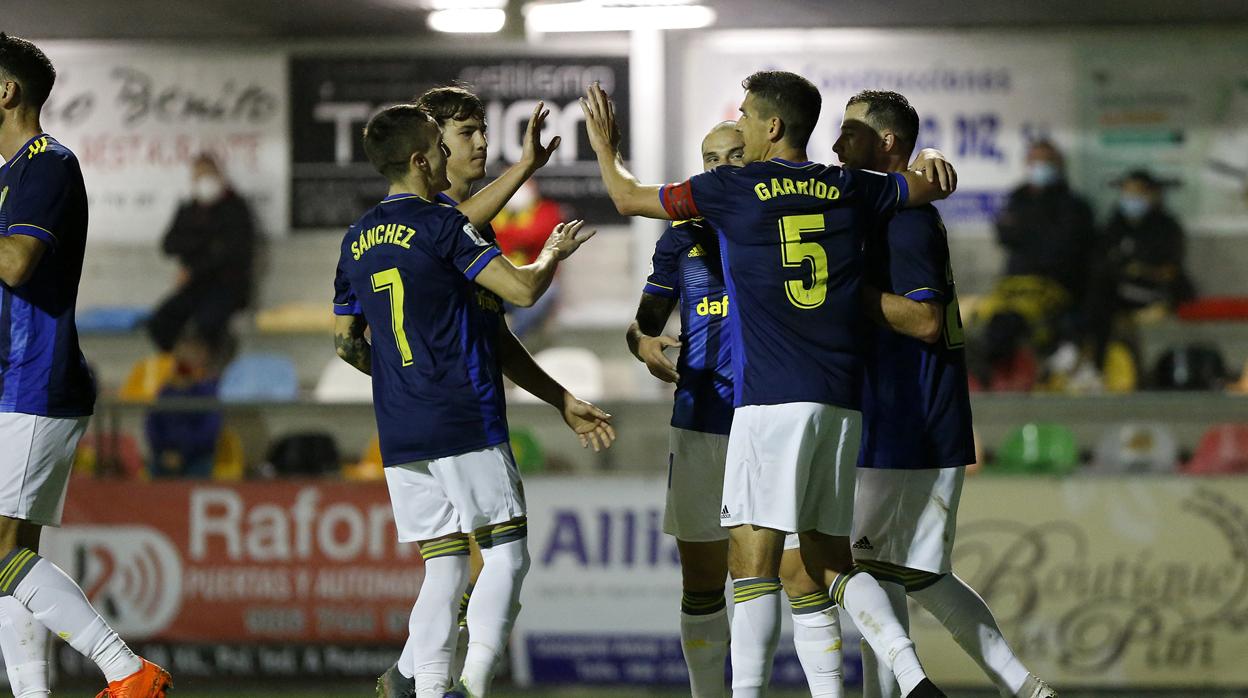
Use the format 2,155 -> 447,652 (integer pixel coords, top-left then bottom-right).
331,104 -> 611,698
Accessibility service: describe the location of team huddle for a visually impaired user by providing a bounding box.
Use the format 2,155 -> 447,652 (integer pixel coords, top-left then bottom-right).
0,28 -> 1055,698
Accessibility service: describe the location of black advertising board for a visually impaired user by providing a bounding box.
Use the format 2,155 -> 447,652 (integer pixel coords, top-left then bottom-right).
290,53 -> 629,230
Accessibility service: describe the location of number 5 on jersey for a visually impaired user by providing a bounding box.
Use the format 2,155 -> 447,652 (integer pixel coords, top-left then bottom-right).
371,268 -> 414,366
780,214 -> 828,309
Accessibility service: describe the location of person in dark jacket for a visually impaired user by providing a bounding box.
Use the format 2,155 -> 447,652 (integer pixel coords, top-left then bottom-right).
1084,169 -> 1195,369
147,153 -> 257,352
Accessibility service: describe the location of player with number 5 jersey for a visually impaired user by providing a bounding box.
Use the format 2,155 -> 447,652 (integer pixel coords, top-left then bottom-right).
582,72 -> 958,697
331,104 -> 612,698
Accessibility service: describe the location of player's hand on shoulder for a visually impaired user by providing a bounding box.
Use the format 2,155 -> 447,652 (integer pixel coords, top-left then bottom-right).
543,219 -> 597,260
561,395 -> 616,452
638,334 -> 680,383
579,81 -> 621,155
521,100 -> 562,172
911,147 -> 958,193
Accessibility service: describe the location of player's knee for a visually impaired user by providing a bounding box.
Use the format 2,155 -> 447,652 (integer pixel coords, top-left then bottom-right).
676,539 -> 729,590
477,519 -> 531,579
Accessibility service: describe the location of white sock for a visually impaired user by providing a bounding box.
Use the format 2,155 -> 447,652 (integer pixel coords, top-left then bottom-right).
679,589 -> 729,697
834,570 -> 926,695
406,551 -> 471,697
461,533 -> 531,697
5,553 -> 141,683
911,573 -> 1030,695
788,592 -> 843,697
729,577 -> 782,697
859,581 -> 909,698
0,596 -> 49,697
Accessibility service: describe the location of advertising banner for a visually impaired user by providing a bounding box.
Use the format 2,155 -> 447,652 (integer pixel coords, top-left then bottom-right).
36,44 -> 289,243
515,475 -> 1248,689
676,30 -> 1076,231
289,52 -> 629,229
44,481 -> 420,645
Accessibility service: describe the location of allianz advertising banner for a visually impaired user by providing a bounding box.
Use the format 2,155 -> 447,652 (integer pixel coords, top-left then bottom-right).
35,44 -> 289,243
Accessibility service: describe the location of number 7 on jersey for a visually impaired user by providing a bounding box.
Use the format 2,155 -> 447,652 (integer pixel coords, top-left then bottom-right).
371,268 -> 414,366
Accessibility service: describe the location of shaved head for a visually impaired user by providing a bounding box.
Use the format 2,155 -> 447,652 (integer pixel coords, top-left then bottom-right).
701,120 -> 745,172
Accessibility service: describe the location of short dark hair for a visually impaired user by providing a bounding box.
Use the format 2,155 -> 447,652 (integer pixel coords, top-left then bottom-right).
362,105 -> 438,182
741,70 -> 821,149
0,33 -> 56,109
846,90 -> 920,150
414,85 -> 486,126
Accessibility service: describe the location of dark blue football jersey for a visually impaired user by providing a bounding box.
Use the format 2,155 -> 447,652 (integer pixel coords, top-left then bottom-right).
644,218 -> 733,435
661,159 -> 907,410
333,193 -> 507,465
858,205 -> 975,469
0,134 -> 96,417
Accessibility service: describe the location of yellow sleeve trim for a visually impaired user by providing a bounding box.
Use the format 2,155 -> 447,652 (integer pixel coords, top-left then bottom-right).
463,246 -> 498,273
646,281 -> 675,290
7,223 -> 57,240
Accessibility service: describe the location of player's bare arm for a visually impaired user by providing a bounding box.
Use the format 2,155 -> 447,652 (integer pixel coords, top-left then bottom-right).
474,219 -> 595,307
495,324 -> 616,452
899,147 -> 958,207
862,284 -> 944,344
579,82 -> 671,219
454,101 -> 560,229
626,293 -> 680,383
0,234 -> 46,287
333,313 -> 372,375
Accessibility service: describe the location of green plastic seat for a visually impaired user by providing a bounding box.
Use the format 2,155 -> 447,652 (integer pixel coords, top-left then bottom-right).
510,428 -> 546,475
993,423 -> 1079,475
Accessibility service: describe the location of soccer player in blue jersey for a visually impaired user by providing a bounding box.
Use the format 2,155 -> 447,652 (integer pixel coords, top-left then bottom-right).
631,121 -> 844,697
333,104 -> 613,698
834,91 -> 1057,698
0,33 -> 172,698
370,86 -> 565,698
582,73 -> 955,697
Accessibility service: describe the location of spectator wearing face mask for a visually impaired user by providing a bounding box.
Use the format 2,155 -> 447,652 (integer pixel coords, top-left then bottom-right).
147,153 -> 258,353
1082,169 -> 1195,376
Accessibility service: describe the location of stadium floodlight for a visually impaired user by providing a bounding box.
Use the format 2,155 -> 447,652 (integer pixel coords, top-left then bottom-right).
427,0 -> 507,33
525,0 -> 717,32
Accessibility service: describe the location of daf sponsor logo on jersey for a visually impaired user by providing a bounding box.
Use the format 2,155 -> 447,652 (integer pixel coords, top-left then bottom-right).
696,294 -> 729,317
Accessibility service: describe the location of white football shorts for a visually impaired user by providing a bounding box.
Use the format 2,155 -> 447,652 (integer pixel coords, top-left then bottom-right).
722,402 -> 861,536
385,443 -> 526,543
852,465 -> 966,574
0,413 -> 88,527
664,427 -> 730,542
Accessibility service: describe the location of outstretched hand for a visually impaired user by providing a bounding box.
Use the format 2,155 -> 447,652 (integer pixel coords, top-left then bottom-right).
562,395 -> 616,452
579,81 -> 622,156
542,219 -> 597,260
637,334 -> 680,383
521,100 -> 561,171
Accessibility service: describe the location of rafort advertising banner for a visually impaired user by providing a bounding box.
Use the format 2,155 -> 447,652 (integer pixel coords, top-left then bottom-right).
289,52 -> 629,229
35,44 -> 289,242
43,481 -> 421,646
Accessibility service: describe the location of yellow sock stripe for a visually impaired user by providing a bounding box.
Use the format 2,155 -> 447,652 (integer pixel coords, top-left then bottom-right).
830,568 -> 861,606
732,578 -> 781,604
420,539 -> 471,560
857,560 -> 943,591
788,590 -> 835,613
0,550 -> 37,593
477,523 -> 528,549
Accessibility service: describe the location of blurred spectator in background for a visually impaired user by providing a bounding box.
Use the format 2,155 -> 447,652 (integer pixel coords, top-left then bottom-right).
144,332 -> 231,478
491,179 -> 567,337
975,141 -> 1095,388
147,153 -> 258,354
1081,170 -> 1195,381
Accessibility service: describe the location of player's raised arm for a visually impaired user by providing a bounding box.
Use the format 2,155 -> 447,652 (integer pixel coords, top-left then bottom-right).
862,284 -> 943,344
0,234 -> 47,287
496,323 -> 616,451
454,101 -> 561,229
580,82 -> 672,220
473,219 -> 596,307
898,148 -> 958,207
